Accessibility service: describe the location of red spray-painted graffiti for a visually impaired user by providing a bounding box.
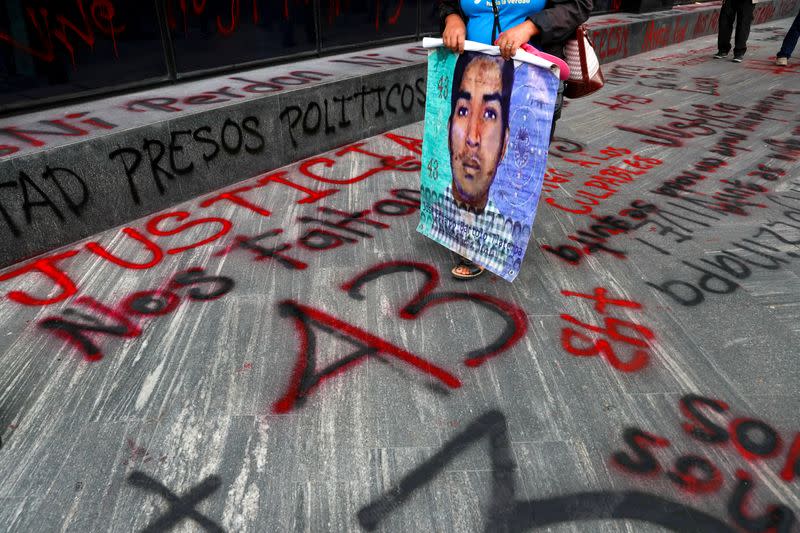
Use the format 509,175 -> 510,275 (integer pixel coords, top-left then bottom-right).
590,24 -> 630,60
693,10 -> 720,37
359,409 -> 740,532
0,52 -> 424,159
211,187 -> 418,270
541,200 -> 656,265
612,394 -> 798,531
559,287 -> 655,372
166,0 -> 298,35
606,65 -> 719,96
273,261 -> 528,412
325,0 -> 406,30
544,139 -> 663,216
18,134 -> 436,369
38,268 -> 234,361
0,0 -> 125,66
165,0 -> 408,35
593,93 -> 653,113
0,133 -> 422,307
0,211 -> 233,306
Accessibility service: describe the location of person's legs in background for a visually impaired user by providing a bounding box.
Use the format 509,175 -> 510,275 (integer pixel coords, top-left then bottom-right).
716,0 -> 737,57
549,81 -> 565,142
777,9 -> 800,64
732,0 -> 755,60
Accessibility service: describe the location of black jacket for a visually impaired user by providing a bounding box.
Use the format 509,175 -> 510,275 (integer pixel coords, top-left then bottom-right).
438,0 -> 593,59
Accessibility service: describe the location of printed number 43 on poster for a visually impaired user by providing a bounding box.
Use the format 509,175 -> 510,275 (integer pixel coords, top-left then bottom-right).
417,38 -> 561,281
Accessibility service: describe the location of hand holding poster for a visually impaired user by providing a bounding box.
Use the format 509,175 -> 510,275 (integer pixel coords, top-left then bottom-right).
417,39 -> 560,282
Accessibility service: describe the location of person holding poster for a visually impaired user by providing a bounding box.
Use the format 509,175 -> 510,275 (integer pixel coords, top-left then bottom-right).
432,0 -> 591,280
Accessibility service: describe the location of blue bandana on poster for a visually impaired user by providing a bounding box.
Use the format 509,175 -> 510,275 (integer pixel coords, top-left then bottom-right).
417,41 -> 559,281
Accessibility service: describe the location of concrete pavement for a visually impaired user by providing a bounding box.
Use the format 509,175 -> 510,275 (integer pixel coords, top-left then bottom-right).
0,16 -> 799,532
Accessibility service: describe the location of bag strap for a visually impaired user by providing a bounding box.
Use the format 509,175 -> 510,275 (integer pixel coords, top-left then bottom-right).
491,0 -> 503,43
577,25 -> 589,82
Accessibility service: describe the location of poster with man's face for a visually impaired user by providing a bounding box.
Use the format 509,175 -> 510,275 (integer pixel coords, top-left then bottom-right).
417,47 -> 559,281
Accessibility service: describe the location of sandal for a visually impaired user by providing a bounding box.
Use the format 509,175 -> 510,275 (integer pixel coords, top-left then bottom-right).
451,259 -> 485,280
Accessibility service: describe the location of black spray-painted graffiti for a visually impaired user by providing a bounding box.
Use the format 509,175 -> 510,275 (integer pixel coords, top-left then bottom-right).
357,410 -> 735,532
647,191 -> 800,306
272,261 -> 527,413
109,116 -> 266,205
279,79 -> 426,147
0,166 -> 89,237
127,471 -> 224,533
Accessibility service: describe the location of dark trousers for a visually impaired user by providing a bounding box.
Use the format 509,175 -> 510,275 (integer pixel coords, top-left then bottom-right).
778,8 -> 800,58
549,81 -> 565,141
718,0 -> 755,56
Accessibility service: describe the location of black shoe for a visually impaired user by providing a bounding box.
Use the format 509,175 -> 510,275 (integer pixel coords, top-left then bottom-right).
732,55 -> 744,63
713,51 -> 727,59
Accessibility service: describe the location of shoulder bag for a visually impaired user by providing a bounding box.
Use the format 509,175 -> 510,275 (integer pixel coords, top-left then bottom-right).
563,25 -> 604,99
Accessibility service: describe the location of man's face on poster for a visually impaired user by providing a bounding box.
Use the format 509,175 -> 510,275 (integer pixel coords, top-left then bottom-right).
449,54 -> 512,214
